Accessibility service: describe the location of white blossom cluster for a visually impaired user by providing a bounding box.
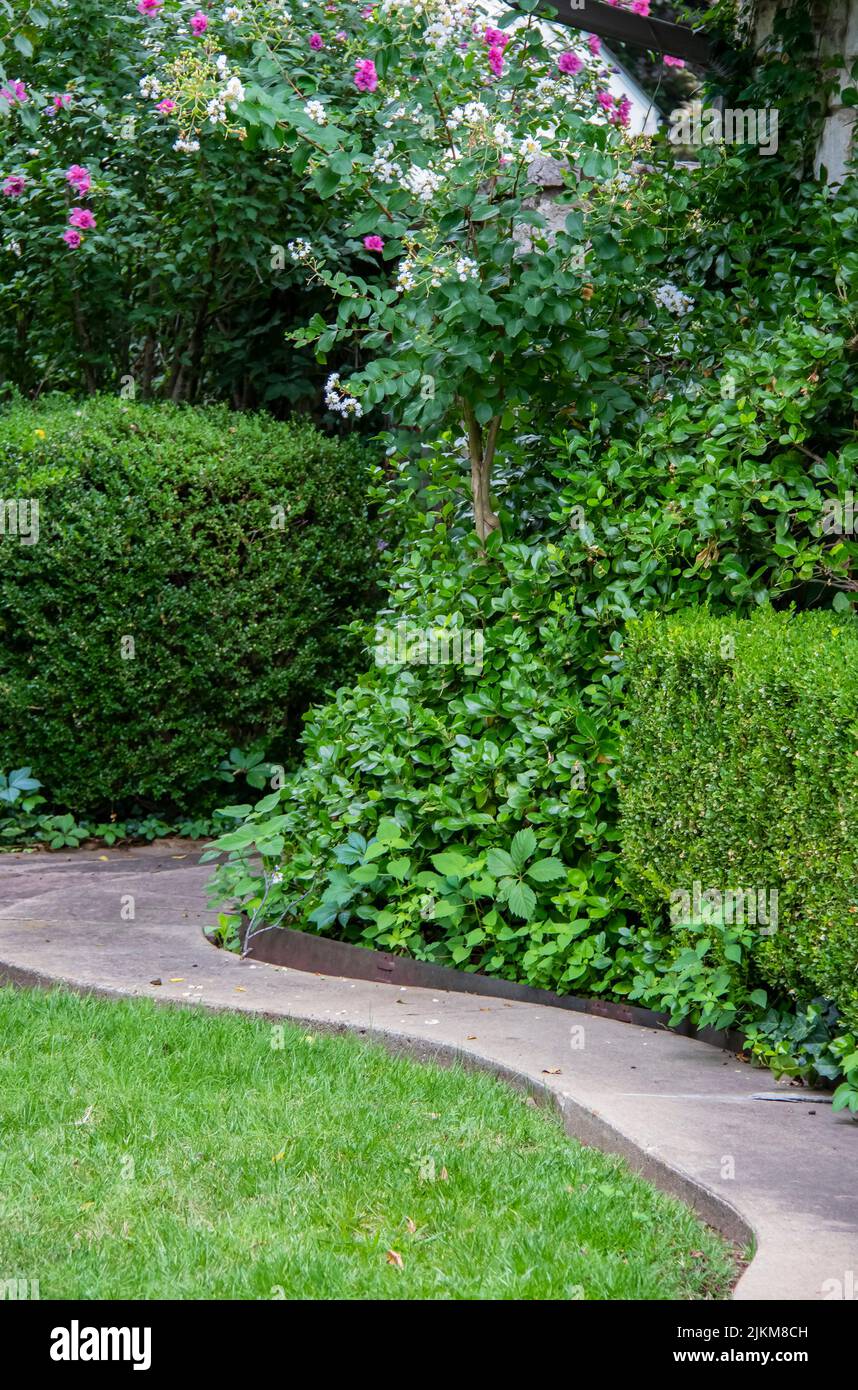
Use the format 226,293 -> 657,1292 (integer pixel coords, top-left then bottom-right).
223,5 -> 243,20
303,99 -> 327,125
453,255 -> 478,282
288,238 -> 313,261
654,282 -> 695,316
139,75 -> 161,99
396,256 -> 418,292
324,372 -> 363,417
173,136 -> 201,153
448,101 -> 489,128
424,0 -> 472,50
369,141 -> 403,183
381,100 -> 424,129
401,163 -> 444,201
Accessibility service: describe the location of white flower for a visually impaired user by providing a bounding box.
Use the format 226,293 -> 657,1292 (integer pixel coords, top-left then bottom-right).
303,99 -> 327,125
453,255 -> 478,282
324,372 -> 363,418
519,136 -> 543,159
139,75 -> 161,99
223,5 -> 242,20
288,238 -> 313,262
654,281 -> 695,316
401,163 -> 444,201
369,141 -> 403,183
206,97 -> 227,125
222,75 -> 246,108
395,257 -> 417,292
173,136 -> 201,153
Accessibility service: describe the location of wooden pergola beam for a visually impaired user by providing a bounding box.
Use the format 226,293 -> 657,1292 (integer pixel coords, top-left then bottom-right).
524,0 -> 713,64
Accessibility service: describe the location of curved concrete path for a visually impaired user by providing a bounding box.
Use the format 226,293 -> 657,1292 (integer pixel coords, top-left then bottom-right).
1,841 -> 856,1301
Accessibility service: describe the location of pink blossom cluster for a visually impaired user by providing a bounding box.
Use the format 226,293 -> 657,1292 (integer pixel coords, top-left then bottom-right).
483,26 -> 510,80
1,79 -> 28,104
137,0 -> 163,14
354,58 -> 378,92
63,166 -> 96,248
596,89 -> 632,128
557,51 -> 582,77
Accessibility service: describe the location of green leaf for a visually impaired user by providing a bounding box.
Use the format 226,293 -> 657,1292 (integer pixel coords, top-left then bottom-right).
526,857 -> 567,883
506,880 -> 537,922
486,847 -> 517,878
430,850 -> 472,878
510,828 -> 537,871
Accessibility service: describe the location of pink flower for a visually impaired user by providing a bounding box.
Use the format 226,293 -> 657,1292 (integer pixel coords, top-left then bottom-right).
309,32 -> 323,49
663,54 -> 686,67
596,89 -> 614,112
587,34 -> 601,55
0,80 -> 27,104
363,234 -> 384,251
51,93 -> 72,110
484,27 -> 509,48
557,51 -> 583,76
69,207 -> 96,229
631,0 -> 651,13
62,228 -> 83,248
488,45 -> 504,78
616,94 -> 632,128
354,58 -> 378,91
136,0 -> 163,13
156,98 -> 176,113
335,29 -> 347,40
360,5 -> 374,15
66,164 -> 91,195
2,174 -> 26,197
190,9 -> 208,34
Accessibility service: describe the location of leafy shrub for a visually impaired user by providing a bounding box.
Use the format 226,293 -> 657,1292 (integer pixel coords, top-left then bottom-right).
206,404 -> 856,998
0,0 -> 330,409
0,396 -> 379,815
619,606 -> 858,1033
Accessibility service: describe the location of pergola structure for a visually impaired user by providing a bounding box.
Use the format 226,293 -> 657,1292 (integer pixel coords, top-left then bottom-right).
525,0 -> 713,63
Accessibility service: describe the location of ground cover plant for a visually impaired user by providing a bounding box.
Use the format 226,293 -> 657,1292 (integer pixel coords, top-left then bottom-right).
0,986 -> 738,1299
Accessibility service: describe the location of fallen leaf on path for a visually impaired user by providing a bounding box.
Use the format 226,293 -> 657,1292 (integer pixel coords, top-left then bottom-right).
169,977 -> 185,983
542,1067 -> 562,1075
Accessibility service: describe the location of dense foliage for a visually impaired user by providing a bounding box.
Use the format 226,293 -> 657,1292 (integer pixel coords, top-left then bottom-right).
0,0 -> 331,408
621,607 -> 858,1029
0,396 -> 379,816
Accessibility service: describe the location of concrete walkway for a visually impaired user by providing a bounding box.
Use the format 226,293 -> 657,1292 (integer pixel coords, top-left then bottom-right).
1,841 -> 856,1301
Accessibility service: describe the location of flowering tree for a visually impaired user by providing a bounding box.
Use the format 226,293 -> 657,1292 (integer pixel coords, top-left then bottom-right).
131,0 -> 642,537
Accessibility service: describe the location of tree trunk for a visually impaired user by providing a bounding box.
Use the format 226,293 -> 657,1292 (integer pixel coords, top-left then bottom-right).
461,398 -> 501,544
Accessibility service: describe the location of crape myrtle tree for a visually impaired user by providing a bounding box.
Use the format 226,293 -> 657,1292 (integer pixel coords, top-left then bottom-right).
116,0 -> 651,539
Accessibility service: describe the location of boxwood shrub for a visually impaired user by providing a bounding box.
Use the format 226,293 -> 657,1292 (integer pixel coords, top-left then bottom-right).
0,396 -> 379,815
620,607 -> 858,1031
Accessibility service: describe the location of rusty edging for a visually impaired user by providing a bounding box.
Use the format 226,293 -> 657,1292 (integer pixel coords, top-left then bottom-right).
237,921 -> 746,1054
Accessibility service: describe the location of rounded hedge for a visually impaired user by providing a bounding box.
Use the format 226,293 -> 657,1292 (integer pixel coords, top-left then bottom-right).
0,396 -> 379,815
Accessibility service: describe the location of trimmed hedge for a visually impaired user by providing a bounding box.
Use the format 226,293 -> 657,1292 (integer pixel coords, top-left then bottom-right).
619,607 -> 858,1031
0,397 -> 379,815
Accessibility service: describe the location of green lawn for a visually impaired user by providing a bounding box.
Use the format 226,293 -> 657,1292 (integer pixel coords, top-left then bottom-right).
0,987 -> 737,1300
